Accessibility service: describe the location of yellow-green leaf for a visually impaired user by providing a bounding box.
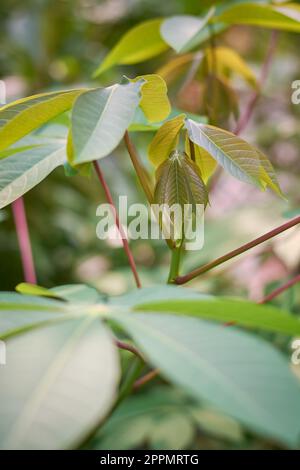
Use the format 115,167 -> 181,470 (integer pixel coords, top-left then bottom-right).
131,74 -> 171,123
185,134 -> 217,183
148,114 -> 185,167
185,119 -> 283,196
93,19 -> 169,77
16,283 -> 60,299
0,89 -> 83,153
205,46 -> 258,89
66,130 -> 92,176
216,3 -> 300,32
156,53 -> 195,84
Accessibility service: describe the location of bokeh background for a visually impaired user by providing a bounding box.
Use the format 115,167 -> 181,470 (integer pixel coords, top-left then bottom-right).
1,0 -> 300,450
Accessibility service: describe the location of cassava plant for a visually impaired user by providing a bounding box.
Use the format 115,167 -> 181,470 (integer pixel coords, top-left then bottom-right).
1,0 -> 300,450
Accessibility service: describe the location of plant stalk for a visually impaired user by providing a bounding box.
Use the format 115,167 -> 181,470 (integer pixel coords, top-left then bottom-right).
259,273 -> 300,304
12,197 -> 37,284
93,161 -> 142,289
234,30 -> 279,135
175,216 -> 300,284
168,246 -> 182,283
124,131 -> 153,203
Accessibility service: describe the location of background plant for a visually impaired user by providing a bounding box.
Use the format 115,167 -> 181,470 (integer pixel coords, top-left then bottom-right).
0,0 -> 300,451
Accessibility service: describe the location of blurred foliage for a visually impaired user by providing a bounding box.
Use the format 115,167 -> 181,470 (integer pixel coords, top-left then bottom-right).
0,0 -> 300,449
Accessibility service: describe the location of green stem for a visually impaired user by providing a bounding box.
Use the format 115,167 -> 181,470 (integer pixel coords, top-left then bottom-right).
116,357 -> 145,405
124,131 -> 153,203
168,246 -> 182,283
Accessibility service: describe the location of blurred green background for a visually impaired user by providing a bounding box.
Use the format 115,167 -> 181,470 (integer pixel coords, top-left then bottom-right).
1,0 -> 300,451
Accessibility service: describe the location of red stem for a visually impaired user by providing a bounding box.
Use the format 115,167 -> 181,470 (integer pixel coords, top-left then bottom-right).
93,161 -> 141,289
133,369 -> 160,390
259,273 -> 300,304
12,197 -> 37,284
234,30 -> 279,135
115,340 -> 144,360
175,216 -> 300,284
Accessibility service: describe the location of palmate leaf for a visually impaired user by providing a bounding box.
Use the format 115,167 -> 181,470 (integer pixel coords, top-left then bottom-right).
0,89 -> 83,153
111,312 -> 300,448
69,81 -> 144,165
93,19 -> 169,77
185,119 -> 283,196
0,143 -> 66,209
216,2 -> 300,31
131,74 -> 171,123
0,317 -> 119,450
148,114 -> 185,167
0,292 -> 67,340
154,151 -> 208,209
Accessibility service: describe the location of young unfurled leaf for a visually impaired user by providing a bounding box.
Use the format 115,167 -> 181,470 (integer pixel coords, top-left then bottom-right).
185,135 -> 217,183
154,150 -> 208,244
204,46 -> 258,89
216,3 -> 300,32
131,74 -> 171,123
70,81 -> 143,165
154,150 -> 208,209
148,114 -> 185,167
93,19 -> 169,77
0,143 -> 66,209
185,119 -> 283,196
0,89 -> 83,153
160,8 -> 216,53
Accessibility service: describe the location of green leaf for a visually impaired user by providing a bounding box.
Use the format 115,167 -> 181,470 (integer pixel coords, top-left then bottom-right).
136,297 -> 300,336
149,413 -> 194,450
69,81 -> 143,164
154,150 -> 208,209
0,145 -> 42,161
111,312 -> 300,447
190,407 -> 243,443
185,135 -> 217,183
216,3 -> 300,32
185,119 -> 283,196
0,292 -> 66,339
50,284 -> 104,304
0,318 -> 119,449
129,107 -> 206,133
109,285 -> 210,307
160,9 -> 216,53
0,143 -> 66,209
16,283 -> 61,299
148,114 -> 185,167
131,74 -> 171,123
0,90 -> 83,153
93,19 -> 169,77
